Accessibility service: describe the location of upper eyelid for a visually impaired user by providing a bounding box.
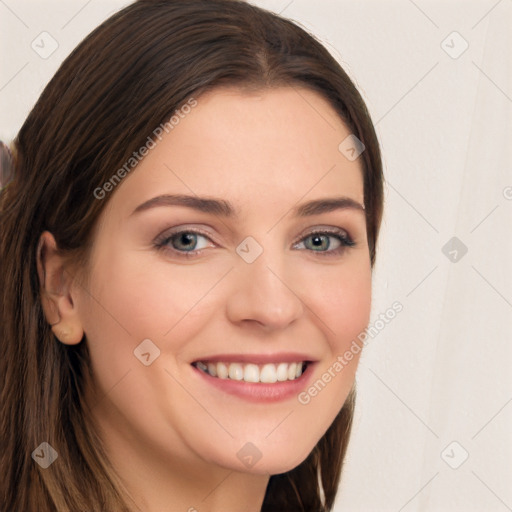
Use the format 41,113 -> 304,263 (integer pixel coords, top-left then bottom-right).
293,225 -> 351,239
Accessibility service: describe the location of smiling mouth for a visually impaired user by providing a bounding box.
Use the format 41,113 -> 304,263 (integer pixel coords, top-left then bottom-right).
192,361 -> 309,383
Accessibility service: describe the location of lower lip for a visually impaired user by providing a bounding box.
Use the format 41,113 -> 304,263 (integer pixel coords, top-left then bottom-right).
191,363 -> 316,403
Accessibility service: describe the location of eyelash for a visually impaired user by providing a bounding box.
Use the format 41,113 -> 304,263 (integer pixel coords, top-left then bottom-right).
154,227 -> 356,259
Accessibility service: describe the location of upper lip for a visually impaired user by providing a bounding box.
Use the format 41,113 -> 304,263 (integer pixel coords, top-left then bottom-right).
192,353 -> 318,365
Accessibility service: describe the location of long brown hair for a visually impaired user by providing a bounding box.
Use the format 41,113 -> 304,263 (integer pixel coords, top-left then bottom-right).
0,1 -> 384,510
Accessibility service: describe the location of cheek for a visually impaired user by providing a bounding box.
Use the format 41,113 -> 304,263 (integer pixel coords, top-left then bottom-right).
82,251 -> 217,343
309,256 -> 372,352
76,252 -> 216,444
77,250 -> 231,401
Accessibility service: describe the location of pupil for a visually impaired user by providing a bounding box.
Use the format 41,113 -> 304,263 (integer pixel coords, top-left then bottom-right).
180,233 -> 195,248
311,235 -> 327,249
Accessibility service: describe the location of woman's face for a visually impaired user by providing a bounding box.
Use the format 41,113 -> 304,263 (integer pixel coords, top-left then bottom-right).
75,86 -> 371,476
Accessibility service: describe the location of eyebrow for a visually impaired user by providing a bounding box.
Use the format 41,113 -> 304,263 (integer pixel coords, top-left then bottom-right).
130,193 -> 365,218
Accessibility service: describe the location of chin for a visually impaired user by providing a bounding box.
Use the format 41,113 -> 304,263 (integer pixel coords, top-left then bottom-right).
205,439 -> 316,476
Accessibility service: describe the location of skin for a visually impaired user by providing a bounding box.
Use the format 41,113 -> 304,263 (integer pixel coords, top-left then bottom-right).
37,86 -> 372,512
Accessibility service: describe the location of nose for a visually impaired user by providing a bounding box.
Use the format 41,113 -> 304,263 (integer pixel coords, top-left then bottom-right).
225,245 -> 304,332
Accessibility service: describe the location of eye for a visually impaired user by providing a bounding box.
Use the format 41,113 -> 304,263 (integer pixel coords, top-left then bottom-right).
292,228 -> 355,257
154,228 -> 214,258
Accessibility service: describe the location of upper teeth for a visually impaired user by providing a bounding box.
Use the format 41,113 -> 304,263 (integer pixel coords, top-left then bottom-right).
195,361 -> 306,383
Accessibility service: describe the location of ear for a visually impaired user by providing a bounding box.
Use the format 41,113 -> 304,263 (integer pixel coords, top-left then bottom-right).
36,231 -> 84,345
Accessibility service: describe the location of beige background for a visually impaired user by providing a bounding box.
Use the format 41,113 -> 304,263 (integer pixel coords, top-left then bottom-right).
1,1 -> 511,510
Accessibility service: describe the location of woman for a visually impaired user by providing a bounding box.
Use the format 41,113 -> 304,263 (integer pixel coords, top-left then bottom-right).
0,0 -> 384,510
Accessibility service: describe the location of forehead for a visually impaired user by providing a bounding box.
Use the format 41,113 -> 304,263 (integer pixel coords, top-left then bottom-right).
109,86 -> 365,217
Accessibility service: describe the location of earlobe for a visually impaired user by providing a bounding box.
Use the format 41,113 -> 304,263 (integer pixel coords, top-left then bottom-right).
51,324 -> 82,345
37,231 -> 85,345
